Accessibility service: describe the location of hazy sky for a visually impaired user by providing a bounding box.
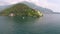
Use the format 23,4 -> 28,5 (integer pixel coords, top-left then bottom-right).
0,0 -> 60,12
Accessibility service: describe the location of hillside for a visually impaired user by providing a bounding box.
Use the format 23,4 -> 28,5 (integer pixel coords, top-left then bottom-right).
0,1 -> 60,14
0,3 -> 43,17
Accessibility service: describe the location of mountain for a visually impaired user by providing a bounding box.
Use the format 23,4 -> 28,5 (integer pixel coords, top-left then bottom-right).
0,1 -> 60,14
0,3 -> 43,17
21,1 -> 60,14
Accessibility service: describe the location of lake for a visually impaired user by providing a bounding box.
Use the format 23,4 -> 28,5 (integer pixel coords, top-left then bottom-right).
0,14 -> 60,34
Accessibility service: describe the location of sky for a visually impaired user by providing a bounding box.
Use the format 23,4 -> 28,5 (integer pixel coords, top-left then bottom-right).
0,0 -> 60,12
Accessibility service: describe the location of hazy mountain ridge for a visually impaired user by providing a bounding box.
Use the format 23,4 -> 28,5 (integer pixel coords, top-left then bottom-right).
22,1 -> 60,14
0,5 -> 12,12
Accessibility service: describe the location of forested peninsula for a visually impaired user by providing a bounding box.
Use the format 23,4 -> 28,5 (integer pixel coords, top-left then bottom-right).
0,3 -> 43,17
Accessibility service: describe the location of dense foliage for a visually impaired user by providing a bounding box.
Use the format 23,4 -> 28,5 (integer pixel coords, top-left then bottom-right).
0,3 -> 43,17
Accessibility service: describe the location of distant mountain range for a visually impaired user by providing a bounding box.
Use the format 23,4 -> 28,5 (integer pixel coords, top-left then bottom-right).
0,1 -> 60,14
0,6 -> 7,11
0,5 -> 12,12
22,1 -> 60,14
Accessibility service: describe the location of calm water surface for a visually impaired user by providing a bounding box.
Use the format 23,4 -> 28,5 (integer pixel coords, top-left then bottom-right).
0,14 -> 60,34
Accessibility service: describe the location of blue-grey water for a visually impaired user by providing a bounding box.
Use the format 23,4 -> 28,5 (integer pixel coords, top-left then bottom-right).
0,14 -> 60,34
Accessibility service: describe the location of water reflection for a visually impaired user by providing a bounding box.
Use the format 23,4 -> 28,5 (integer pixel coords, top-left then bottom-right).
13,16 -> 39,24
